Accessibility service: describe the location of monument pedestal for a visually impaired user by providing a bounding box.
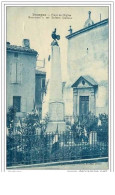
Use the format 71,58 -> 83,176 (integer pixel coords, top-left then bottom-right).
47,100 -> 66,132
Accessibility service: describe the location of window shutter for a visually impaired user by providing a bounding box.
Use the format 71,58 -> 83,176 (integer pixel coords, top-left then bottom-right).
17,63 -> 22,83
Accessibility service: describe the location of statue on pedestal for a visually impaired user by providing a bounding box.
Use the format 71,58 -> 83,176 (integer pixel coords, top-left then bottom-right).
51,28 -> 60,46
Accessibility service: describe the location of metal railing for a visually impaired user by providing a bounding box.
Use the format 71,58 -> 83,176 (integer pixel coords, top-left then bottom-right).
7,131 -> 108,167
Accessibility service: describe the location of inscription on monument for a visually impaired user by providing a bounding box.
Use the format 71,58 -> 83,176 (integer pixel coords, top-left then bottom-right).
49,102 -> 64,121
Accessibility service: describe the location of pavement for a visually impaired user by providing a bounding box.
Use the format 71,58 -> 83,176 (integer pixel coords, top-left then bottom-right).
18,162 -> 108,170
7,158 -> 109,171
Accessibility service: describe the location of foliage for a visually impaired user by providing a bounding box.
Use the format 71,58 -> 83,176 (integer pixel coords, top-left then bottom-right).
97,113 -> 108,142
78,112 -> 98,133
7,132 -> 108,166
71,113 -> 108,143
99,113 -> 108,131
7,111 -> 49,166
7,106 -> 16,135
20,112 -> 41,135
7,111 -> 108,166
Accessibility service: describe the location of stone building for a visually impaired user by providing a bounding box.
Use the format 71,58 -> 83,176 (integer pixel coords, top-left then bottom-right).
35,70 -> 46,118
6,39 -> 38,117
64,12 -> 108,121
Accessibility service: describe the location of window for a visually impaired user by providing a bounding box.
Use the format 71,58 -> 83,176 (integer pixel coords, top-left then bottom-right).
79,96 -> 89,115
82,80 -> 85,85
13,96 -> 21,112
11,63 -> 22,83
41,78 -> 45,88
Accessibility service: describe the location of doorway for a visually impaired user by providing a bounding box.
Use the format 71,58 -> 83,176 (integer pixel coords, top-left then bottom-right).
79,96 -> 89,115
13,96 -> 21,112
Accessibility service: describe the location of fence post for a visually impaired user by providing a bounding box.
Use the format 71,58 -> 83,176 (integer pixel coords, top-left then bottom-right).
89,131 -> 97,145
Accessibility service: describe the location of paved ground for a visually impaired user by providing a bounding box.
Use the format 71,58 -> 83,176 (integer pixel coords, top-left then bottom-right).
14,162 -> 108,171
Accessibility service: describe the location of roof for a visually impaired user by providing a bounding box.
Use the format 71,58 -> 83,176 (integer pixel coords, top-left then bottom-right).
7,43 -> 38,55
66,18 -> 108,40
35,69 -> 46,75
72,75 -> 98,88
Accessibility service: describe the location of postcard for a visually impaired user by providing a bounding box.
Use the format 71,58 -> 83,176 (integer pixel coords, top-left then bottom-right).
1,1 -> 114,172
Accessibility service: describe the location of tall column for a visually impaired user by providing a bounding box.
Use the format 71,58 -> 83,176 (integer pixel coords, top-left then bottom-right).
47,30 -> 65,132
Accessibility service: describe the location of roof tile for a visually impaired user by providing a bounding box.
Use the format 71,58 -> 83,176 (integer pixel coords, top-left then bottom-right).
7,44 -> 38,55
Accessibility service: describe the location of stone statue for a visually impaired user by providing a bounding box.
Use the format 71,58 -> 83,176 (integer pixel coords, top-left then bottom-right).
51,28 -> 60,46
68,26 -> 72,34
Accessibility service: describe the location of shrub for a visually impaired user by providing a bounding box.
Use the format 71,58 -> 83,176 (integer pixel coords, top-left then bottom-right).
7,106 -> 16,135
71,113 -> 108,144
7,111 -> 49,166
97,113 -> 108,142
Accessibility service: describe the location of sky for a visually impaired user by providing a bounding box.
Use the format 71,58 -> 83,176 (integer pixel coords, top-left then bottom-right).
7,6 -> 108,81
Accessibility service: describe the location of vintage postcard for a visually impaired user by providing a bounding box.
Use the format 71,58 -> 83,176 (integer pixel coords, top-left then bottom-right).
1,1 -> 114,172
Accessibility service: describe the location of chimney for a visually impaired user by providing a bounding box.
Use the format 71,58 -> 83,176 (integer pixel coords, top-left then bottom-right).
22,39 -> 30,48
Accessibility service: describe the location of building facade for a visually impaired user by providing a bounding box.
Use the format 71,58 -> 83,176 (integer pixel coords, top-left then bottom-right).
64,12 -> 108,120
35,70 -> 46,118
6,39 -> 38,117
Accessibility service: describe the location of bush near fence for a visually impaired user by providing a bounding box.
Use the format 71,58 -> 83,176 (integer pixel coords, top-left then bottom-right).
6,109 -> 108,167
71,113 -> 108,143
7,131 -> 108,166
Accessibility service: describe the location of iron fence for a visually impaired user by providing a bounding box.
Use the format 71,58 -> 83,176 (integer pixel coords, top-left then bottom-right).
7,131 -> 108,167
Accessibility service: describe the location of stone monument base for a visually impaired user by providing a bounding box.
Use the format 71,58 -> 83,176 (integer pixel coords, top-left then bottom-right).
46,121 -> 66,133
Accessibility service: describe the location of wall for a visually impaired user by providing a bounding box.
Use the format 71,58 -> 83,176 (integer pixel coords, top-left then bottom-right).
65,22 -> 108,116
35,73 -> 46,117
67,23 -> 108,83
7,51 -> 36,115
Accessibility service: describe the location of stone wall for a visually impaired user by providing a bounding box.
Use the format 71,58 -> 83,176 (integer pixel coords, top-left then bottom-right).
67,23 -> 108,84
35,72 -> 46,116
65,21 -> 108,116
7,51 -> 36,115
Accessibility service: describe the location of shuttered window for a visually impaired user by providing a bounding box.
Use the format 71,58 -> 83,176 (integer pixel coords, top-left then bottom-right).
10,63 -> 22,83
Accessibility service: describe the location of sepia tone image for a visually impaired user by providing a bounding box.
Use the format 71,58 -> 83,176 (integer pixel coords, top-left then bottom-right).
6,6 -> 108,170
